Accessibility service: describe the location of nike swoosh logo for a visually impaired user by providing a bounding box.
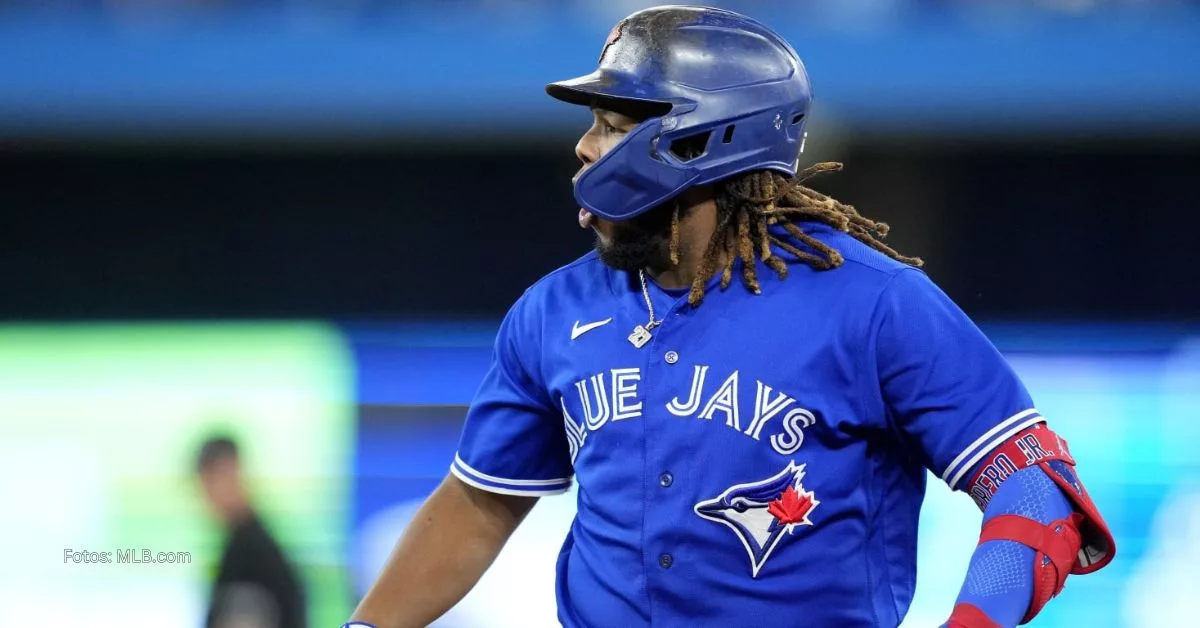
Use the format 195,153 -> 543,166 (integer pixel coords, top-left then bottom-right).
571,317 -> 613,340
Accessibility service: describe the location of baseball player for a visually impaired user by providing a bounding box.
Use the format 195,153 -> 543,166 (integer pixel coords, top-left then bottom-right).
347,6 -> 1115,627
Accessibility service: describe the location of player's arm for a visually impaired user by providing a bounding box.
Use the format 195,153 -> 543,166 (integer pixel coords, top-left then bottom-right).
344,290 -> 572,628
347,474 -> 538,628
944,431 -> 1111,627
872,268 -> 1115,627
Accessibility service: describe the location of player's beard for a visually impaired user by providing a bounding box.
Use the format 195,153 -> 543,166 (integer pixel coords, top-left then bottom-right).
593,199 -> 689,273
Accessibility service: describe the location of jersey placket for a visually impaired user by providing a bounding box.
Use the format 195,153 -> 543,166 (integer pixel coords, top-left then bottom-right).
632,282 -> 693,626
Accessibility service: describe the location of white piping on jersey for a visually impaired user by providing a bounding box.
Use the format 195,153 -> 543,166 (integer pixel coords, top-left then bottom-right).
453,454 -> 572,486
450,464 -> 572,497
944,409 -> 1045,490
942,408 -> 1039,482
570,317 -> 613,340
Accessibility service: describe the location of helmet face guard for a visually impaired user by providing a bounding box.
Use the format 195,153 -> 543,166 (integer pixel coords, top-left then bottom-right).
573,115 -> 701,222
547,6 -> 813,222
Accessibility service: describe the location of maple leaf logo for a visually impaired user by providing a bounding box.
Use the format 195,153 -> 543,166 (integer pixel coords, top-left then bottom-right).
768,486 -> 817,526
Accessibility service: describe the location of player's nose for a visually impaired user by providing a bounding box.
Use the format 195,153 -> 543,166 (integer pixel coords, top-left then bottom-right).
575,135 -> 600,167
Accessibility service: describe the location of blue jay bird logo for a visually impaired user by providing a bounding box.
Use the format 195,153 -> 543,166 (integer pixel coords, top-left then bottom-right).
694,462 -> 819,578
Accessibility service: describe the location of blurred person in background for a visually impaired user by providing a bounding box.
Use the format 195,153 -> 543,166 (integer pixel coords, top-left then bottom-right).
197,435 -> 308,628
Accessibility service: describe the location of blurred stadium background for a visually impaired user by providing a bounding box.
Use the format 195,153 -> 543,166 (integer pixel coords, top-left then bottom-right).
1,1 -> 1198,626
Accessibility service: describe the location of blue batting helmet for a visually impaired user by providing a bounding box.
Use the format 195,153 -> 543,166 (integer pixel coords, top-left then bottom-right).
546,5 -> 813,222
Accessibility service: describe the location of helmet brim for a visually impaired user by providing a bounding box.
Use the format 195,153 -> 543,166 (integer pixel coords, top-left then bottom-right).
546,70 -> 679,116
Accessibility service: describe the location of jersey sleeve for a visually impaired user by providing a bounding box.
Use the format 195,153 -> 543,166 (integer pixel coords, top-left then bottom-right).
450,291 -> 574,496
872,268 -> 1044,491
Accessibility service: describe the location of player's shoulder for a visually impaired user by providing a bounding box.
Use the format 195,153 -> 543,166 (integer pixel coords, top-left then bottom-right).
526,249 -> 607,294
533,249 -> 606,286
799,221 -> 965,318
779,221 -> 923,294
499,250 -> 610,350
511,249 -> 610,312
761,221 -> 945,325
805,221 -> 914,278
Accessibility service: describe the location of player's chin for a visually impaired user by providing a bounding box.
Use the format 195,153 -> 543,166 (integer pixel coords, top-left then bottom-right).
593,234 -> 671,272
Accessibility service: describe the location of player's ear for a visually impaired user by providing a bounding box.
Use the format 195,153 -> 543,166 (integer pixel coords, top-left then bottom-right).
677,183 -> 717,209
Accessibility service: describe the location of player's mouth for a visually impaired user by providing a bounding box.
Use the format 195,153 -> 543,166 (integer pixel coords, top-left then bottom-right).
579,207 -> 595,229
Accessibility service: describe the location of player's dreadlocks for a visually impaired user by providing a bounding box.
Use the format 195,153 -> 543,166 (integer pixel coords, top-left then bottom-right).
669,163 -> 924,307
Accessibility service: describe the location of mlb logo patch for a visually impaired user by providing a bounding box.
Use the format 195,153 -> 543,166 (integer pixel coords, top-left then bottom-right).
694,461 -> 819,577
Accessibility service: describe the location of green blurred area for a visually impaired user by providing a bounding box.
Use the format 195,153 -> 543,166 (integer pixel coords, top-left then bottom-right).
0,323 -> 354,626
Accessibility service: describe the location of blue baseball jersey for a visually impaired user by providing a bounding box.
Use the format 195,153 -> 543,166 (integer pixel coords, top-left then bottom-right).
451,221 -> 1043,627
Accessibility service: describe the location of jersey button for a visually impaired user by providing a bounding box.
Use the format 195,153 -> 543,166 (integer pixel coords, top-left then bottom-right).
659,472 -> 673,487
664,350 -> 679,364
658,553 -> 673,569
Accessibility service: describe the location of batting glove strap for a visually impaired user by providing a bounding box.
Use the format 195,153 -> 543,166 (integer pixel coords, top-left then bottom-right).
944,603 -> 1002,628
341,623 -> 377,628
978,512 -> 1084,623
